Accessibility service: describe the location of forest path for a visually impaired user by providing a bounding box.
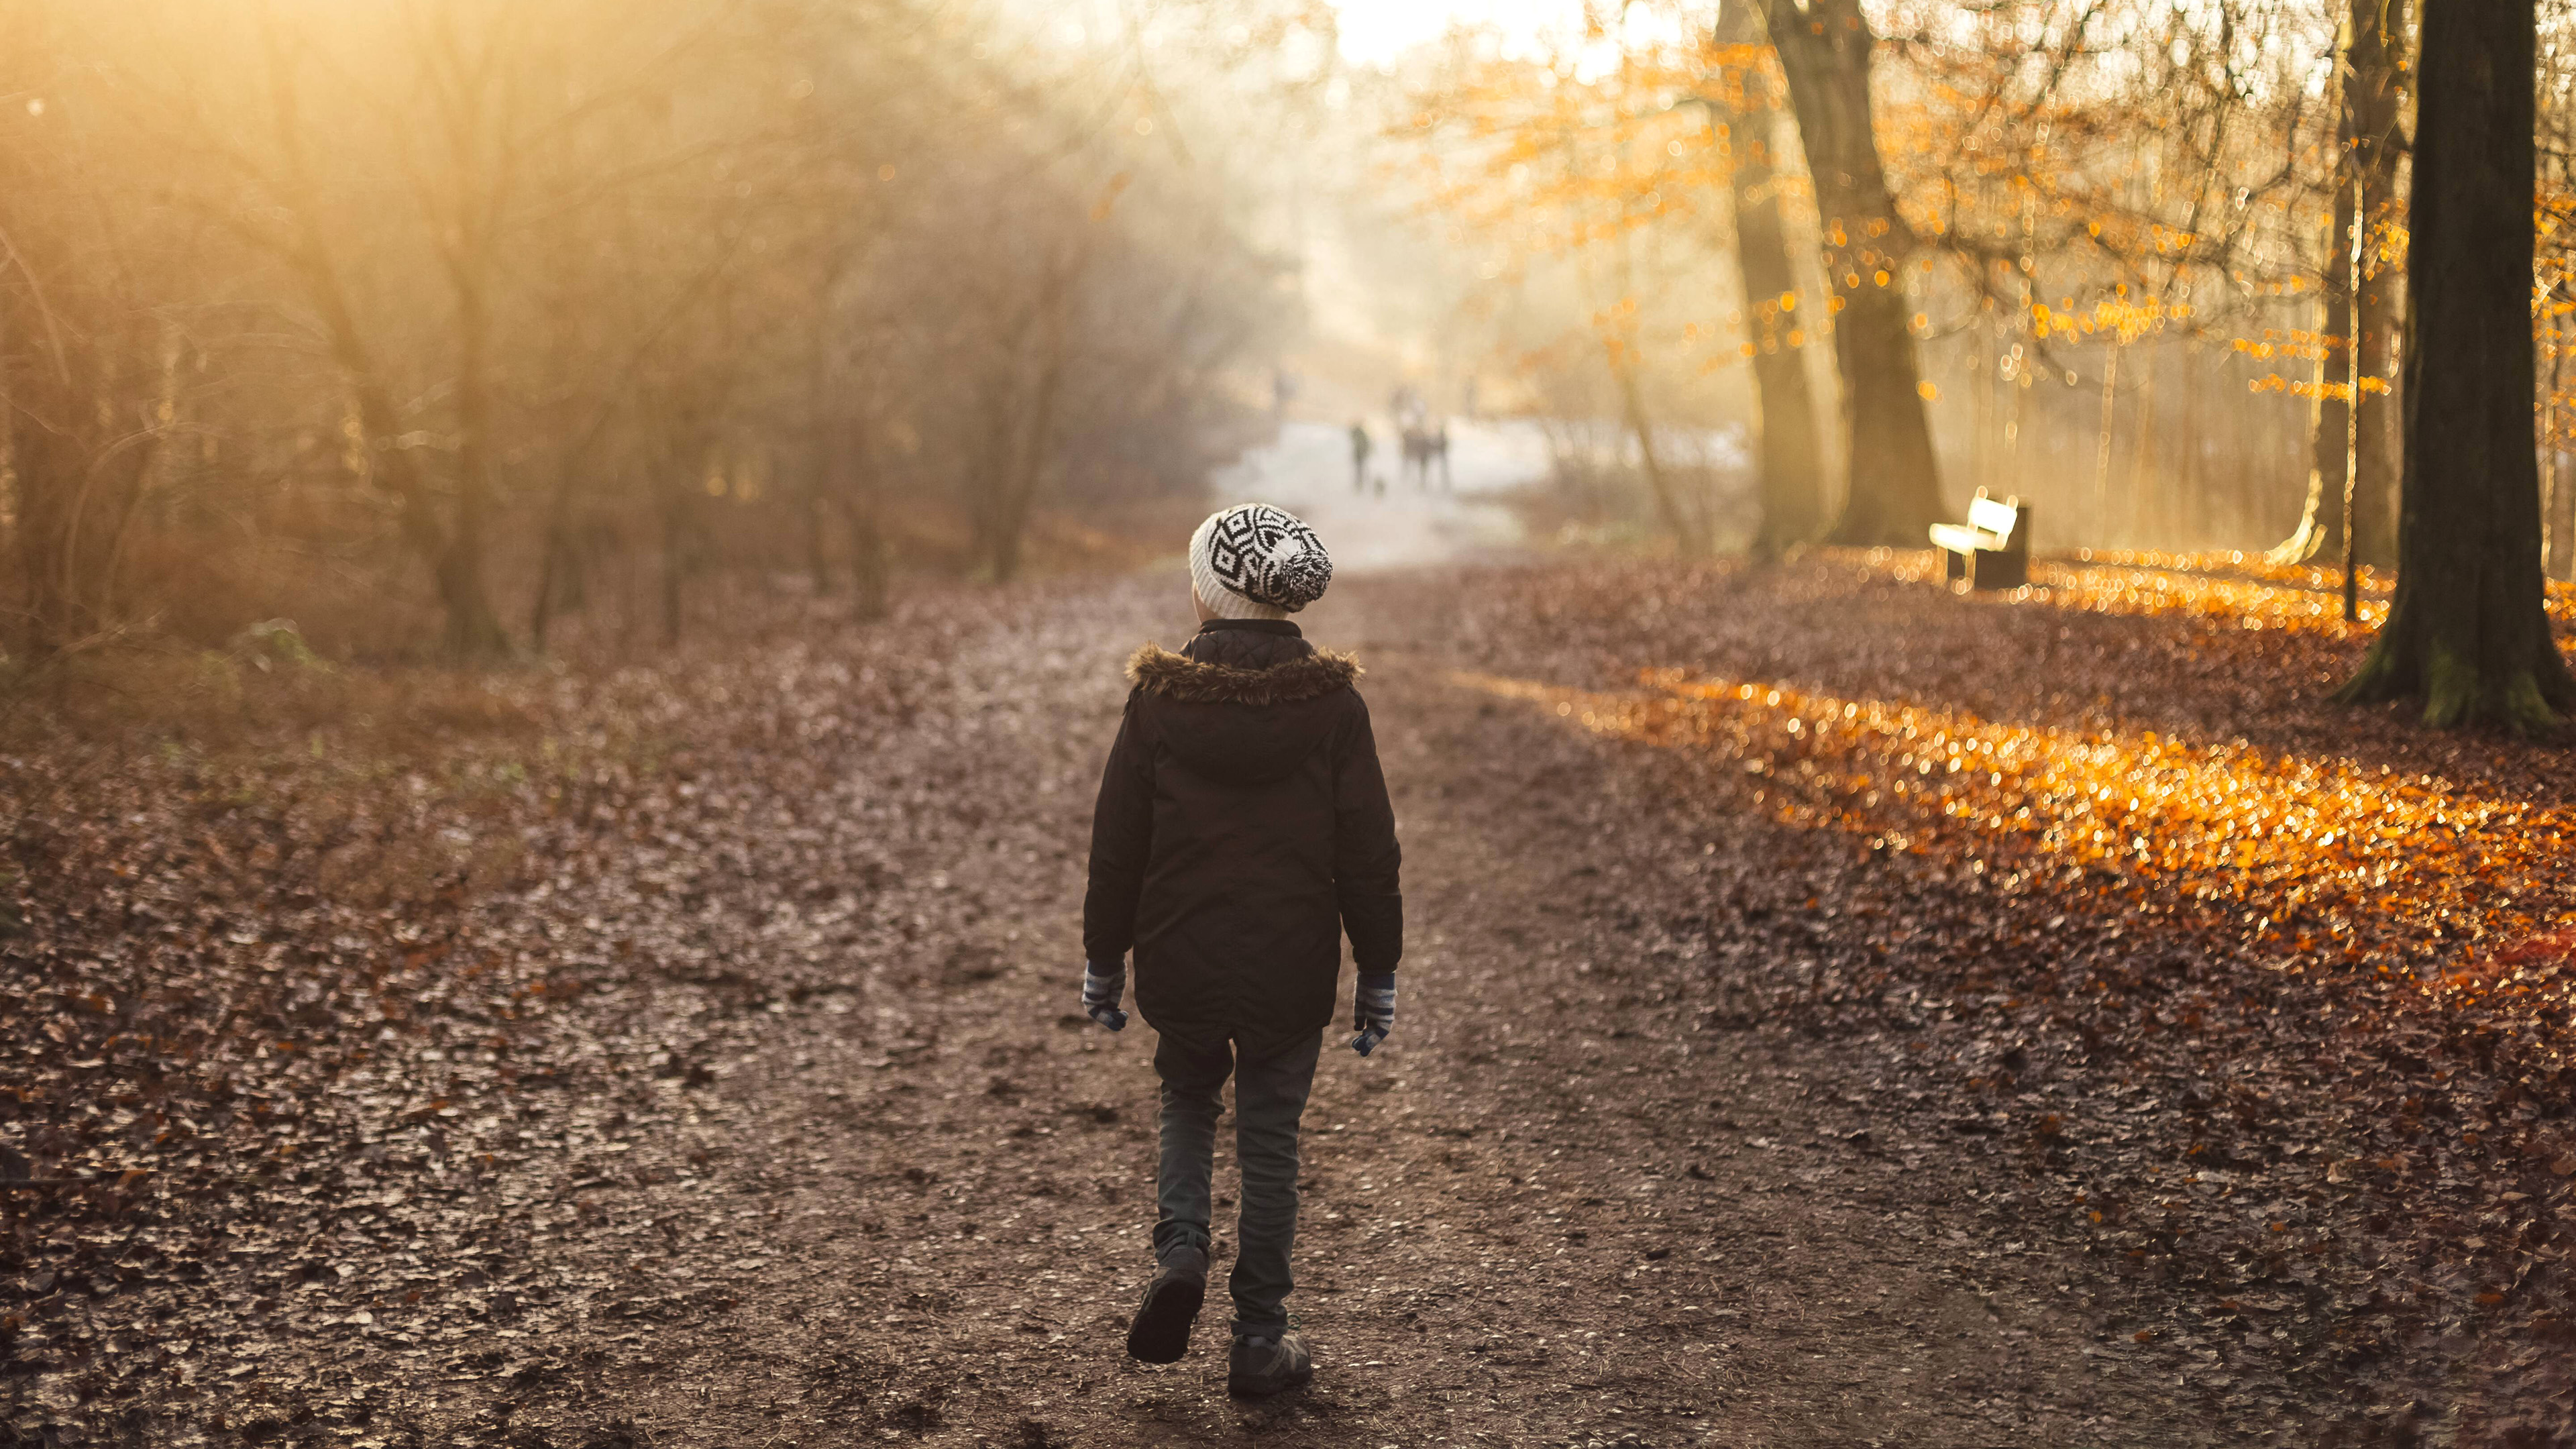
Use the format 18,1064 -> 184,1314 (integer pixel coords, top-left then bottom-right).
25,542 -> 2544,1446
1208,419 -> 1538,572
425,569 -> 2250,1449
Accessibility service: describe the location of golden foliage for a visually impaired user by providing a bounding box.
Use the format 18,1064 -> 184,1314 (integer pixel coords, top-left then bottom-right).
1460,549 -> 2576,1045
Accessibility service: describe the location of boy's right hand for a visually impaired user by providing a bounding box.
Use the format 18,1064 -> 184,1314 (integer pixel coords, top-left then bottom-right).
1081,963 -> 1129,1031
1350,971 -> 1395,1056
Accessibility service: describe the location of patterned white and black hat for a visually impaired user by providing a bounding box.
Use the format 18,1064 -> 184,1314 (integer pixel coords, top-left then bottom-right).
1187,504 -> 1332,617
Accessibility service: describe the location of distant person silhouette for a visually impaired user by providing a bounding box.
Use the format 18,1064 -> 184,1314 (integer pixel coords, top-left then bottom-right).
1348,421 -> 1372,493
1401,423 -> 1452,490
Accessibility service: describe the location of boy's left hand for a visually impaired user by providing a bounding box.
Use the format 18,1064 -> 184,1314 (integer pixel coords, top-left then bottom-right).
1081,963 -> 1129,1031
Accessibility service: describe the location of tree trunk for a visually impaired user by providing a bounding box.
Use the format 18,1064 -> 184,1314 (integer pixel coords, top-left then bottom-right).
11,409 -> 89,661
660,473 -> 689,648
2548,340 -> 2565,578
801,291 -> 839,599
2181,344 -> 2205,547
2279,162 -> 2359,566
529,455 -> 584,651
2348,0 -> 2405,570
2130,346 -> 2161,545
278,223 -> 506,659
985,265 -> 1076,585
529,519 -> 578,649
1613,360 -> 1704,556
2555,432 -> 2576,582
825,396 -> 890,620
3,319 -> 157,662
989,347 -> 1063,584
1714,1 -> 1827,559
1760,0 -> 1942,546
251,28 -> 508,660
804,464 -> 835,596
442,270 -> 512,658
839,493 -> 890,623
2279,0 -> 2404,570
2337,0 -> 2575,732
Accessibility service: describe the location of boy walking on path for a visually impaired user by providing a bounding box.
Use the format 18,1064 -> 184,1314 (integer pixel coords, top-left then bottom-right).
1079,504 -> 1404,1397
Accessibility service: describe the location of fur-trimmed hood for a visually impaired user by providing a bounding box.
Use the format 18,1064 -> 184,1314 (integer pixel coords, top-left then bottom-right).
1126,643 -> 1361,706
1120,626 -> 1365,786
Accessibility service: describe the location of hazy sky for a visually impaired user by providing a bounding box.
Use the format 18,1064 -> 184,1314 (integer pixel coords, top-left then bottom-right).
1326,0 -> 1585,67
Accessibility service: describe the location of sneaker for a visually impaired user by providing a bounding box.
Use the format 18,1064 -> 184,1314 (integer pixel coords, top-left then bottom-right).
1227,1331 -> 1313,1397
1123,1245 -> 1208,1364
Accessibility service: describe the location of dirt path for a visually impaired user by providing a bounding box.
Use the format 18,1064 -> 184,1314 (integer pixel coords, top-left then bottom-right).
347,572 -> 2261,1448
16,560 -> 2412,1448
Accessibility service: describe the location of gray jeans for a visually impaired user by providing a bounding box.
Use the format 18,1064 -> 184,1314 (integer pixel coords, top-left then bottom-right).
1151,1029 -> 1323,1339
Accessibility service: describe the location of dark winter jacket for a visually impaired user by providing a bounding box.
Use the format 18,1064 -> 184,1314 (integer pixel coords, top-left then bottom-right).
1083,618 -> 1403,1055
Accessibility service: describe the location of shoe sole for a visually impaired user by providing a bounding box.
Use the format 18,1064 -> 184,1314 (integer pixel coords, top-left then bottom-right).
1227,1362 -> 1313,1398
1124,1275 -> 1204,1364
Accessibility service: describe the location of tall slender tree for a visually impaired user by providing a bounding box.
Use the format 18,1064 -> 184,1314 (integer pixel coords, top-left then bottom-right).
2279,0 -> 2406,570
1712,0 -> 1826,558
1759,0 -> 1942,546
2337,0 -> 2575,731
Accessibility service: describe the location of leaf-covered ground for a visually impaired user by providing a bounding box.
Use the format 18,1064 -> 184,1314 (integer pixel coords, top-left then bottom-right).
5,553 -> 2571,1446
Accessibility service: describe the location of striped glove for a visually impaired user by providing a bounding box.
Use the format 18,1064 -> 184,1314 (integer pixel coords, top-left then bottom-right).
1350,971 -> 1396,1057
1082,962 -> 1129,1032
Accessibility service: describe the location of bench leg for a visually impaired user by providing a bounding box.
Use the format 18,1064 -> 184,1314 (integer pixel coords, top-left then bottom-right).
1969,551 -> 2029,590
1943,548 -> 1967,583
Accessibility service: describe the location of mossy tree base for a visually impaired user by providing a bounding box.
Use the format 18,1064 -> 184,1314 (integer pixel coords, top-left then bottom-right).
2335,628 -> 2575,737
2332,0 -> 2569,740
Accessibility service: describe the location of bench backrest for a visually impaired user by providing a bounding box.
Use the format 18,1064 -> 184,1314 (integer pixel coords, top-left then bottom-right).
1968,492 -> 2021,542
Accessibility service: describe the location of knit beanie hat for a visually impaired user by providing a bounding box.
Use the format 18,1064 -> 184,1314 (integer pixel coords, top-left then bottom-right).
1187,504 -> 1333,618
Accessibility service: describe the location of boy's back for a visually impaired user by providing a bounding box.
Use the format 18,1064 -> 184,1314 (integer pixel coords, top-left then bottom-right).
1083,621 -> 1401,1056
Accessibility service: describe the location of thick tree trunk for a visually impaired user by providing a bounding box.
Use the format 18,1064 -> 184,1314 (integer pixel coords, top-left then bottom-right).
1760,0 -> 1942,546
1715,1 -> 1827,558
2337,0 -> 2575,732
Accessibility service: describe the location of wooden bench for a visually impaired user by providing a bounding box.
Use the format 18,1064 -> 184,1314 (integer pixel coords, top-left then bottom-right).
1928,489 -> 2030,590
